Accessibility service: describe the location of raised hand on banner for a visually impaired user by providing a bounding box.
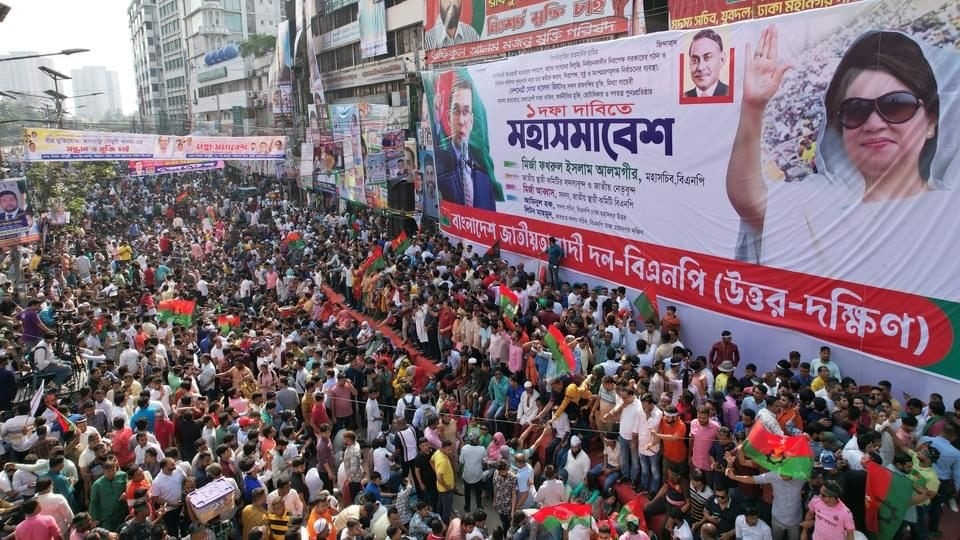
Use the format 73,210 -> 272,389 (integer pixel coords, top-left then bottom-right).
742,25 -> 793,110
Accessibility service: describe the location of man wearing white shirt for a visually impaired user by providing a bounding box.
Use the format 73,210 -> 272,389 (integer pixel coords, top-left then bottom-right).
637,394 -> 663,494
841,432 -> 879,472
134,432 -> 165,466
603,387 -> 642,487
622,320 -> 643,357
564,436 -> 591,489
734,505 -> 774,540
36,476 -> 74,534
516,382 -> 541,428
3,404 -> 39,457
150,458 -> 186,508
304,466 -> 324,503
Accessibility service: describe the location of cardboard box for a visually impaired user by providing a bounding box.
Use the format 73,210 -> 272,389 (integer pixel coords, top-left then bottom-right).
187,478 -> 236,523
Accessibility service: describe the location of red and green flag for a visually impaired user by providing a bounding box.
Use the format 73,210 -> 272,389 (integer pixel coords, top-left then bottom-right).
217,314 -> 242,334
158,298 -> 196,326
615,495 -> 648,534
390,231 -> 411,254
175,189 -> 190,203
531,503 -> 593,540
484,240 -> 501,261
633,289 -> 659,323
865,461 -> 914,540
360,245 -> 386,275
543,325 -> 575,375
50,407 -> 77,433
499,285 -> 519,319
742,423 -> 814,480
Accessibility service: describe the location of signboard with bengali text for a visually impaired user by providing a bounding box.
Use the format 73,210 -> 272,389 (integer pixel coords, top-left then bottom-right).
668,0 -> 860,30
422,0 -> 960,383
424,0 -> 634,64
24,129 -> 287,161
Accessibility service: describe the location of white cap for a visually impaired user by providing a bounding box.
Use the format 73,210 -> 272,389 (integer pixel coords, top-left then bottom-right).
523,381 -> 533,389
570,435 -> 582,447
468,357 -> 478,364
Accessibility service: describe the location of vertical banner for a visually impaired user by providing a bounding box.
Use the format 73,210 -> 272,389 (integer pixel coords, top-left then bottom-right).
304,0 -> 325,103
419,149 -> 440,219
331,104 -> 365,204
0,178 -> 40,248
421,0 -> 960,391
359,0 -> 388,58
423,0 -> 634,64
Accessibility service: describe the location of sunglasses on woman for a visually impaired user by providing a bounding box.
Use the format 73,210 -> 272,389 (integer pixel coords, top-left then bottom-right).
838,91 -> 923,129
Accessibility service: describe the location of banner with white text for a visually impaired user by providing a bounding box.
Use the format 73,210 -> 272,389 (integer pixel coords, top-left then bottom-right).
24,129 -> 287,161
423,0 -> 634,64
422,0 -> 960,381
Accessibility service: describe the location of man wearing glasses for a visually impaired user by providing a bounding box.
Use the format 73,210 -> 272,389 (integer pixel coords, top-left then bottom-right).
436,77 -> 497,211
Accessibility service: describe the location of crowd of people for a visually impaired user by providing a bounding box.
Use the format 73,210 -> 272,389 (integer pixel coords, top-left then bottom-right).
0,168 -> 956,540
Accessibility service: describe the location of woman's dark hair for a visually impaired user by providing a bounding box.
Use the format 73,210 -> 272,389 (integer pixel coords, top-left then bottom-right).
825,31 -> 939,178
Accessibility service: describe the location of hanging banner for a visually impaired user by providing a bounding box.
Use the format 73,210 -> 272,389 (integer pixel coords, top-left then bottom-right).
669,0 -> 861,30
422,0 -> 960,385
423,0 -> 634,64
128,160 -> 224,176
305,0 -> 326,103
331,104 -> 365,203
300,143 -> 314,178
24,129 -> 287,161
273,84 -> 293,116
359,0 -> 388,58
419,149 -> 440,219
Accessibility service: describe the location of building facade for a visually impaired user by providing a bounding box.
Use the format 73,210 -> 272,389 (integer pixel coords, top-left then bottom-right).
70,66 -> 123,121
0,51 -> 55,107
128,0 -> 166,128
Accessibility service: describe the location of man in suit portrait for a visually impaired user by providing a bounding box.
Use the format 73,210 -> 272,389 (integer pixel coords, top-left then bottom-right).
436,77 -> 497,211
424,0 -> 481,50
0,189 -> 25,220
685,29 -> 729,98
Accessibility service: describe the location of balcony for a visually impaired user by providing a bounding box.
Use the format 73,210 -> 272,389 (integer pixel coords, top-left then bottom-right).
198,24 -> 230,35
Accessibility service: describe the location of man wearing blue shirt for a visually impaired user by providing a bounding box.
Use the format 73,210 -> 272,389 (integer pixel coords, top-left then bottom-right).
920,423 -> 960,536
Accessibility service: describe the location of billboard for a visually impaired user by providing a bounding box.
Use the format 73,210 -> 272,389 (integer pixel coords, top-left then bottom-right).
128,160 -> 224,176
0,177 -> 39,248
669,0 -> 860,30
24,130 -> 287,161
331,104 -> 365,203
359,0 -> 387,58
422,0 -> 960,388
423,0 -> 634,65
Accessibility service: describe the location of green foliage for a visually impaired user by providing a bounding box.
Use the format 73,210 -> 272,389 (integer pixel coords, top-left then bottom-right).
239,34 -> 277,58
25,162 -> 109,218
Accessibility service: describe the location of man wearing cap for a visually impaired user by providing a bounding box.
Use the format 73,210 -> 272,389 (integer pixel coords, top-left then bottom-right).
708,331 -> 740,374
516,381 -> 540,429
564,435 -> 591,490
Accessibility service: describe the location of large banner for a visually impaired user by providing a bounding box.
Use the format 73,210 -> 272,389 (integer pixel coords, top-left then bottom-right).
24,129 -> 287,161
128,160 -> 224,176
0,178 -> 40,248
423,0 -> 634,65
422,0 -> 960,382
331,104 -> 365,203
669,0 -> 860,30
304,0 -> 325,102
359,0 -> 387,58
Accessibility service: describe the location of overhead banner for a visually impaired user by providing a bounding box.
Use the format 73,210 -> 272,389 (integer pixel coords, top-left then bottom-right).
422,0 -> 960,382
24,129 -> 287,161
423,0 -> 634,64
669,0 -> 860,30
128,160 -> 224,176
359,0 -> 387,58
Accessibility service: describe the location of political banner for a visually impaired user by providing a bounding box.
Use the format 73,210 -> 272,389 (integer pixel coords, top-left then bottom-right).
423,0 -> 634,65
128,160 -> 224,176
422,0 -> 960,385
24,129 -> 287,161
0,177 -> 40,248
420,149 -> 440,219
305,0 -> 325,103
669,0 -> 860,30
359,0 -> 387,58
331,104 -> 365,203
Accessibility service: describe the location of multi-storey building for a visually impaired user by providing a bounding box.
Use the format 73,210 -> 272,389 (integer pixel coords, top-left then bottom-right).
0,52 -> 55,108
128,0 -> 166,129
70,66 -> 123,121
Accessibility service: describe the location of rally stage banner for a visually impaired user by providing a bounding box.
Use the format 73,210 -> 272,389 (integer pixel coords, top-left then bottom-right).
423,0 -> 634,65
128,160 -> 224,176
23,129 -> 288,161
422,0 -> 960,384
668,0 -> 861,30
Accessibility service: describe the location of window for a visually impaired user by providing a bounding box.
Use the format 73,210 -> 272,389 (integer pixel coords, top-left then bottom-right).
148,37 -> 155,45
224,13 -> 242,32
318,3 -> 357,34
150,68 -> 159,77
152,83 -> 161,92
145,21 -> 153,29
224,0 -> 241,9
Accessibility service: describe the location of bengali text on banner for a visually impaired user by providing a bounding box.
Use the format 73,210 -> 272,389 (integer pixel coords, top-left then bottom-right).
422,0 -> 960,379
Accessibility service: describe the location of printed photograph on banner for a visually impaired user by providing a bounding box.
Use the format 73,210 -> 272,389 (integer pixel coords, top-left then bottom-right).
424,0 -> 482,50
359,0 -> 387,58
419,150 -> 440,219
423,0 -> 960,381
23,129 -> 286,161
0,178 -> 38,244
426,68 -> 502,211
678,27 -> 736,104
367,153 -> 387,184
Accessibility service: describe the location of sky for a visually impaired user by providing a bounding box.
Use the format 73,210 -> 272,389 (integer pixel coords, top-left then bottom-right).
0,0 -> 136,114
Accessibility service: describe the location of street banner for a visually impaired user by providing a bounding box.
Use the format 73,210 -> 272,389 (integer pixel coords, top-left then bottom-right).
669,0 -> 860,30
128,160 -> 224,176
422,0 -> 960,386
423,0 -> 634,65
419,149 -> 440,219
359,0 -> 388,58
0,177 -> 39,248
331,104 -> 365,203
24,129 -> 287,161
304,0 -> 325,102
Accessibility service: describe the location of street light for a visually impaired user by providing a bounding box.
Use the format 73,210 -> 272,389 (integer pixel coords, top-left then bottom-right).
37,66 -> 71,128
0,48 -> 90,62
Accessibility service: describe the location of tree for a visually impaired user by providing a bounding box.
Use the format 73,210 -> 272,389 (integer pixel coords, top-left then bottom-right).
239,34 -> 277,58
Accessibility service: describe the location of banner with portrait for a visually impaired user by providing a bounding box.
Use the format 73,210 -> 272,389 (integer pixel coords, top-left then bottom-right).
24,129 -> 287,161
419,149 -> 440,219
128,160 -> 224,176
304,0 -> 325,102
331,104 -> 365,203
668,0 -> 861,30
423,0 -> 634,64
0,178 -> 39,248
422,0 -> 960,389
359,0 -> 387,58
